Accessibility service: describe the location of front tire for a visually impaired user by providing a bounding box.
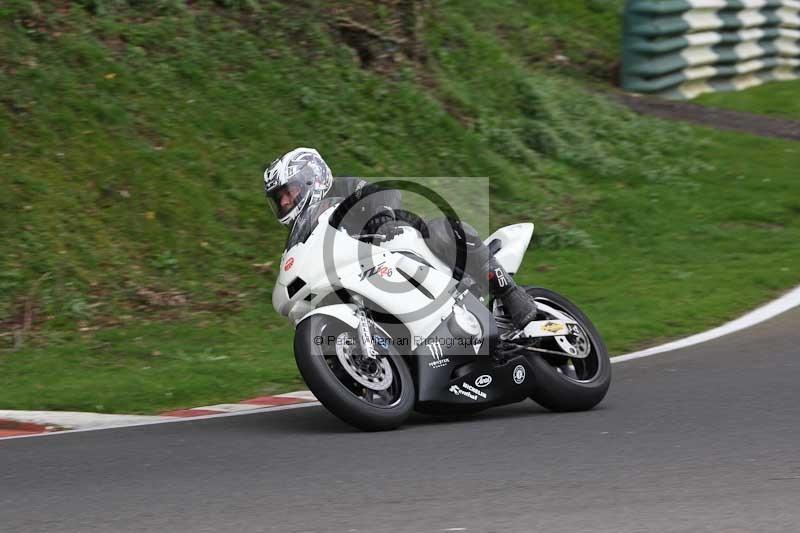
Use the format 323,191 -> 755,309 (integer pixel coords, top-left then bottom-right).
294,315 -> 415,431
522,287 -> 611,412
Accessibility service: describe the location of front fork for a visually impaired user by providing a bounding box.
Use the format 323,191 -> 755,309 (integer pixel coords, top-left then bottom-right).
352,295 -> 377,361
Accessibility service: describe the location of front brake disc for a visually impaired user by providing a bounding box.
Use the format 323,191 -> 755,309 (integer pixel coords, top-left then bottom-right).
334,332 -> 394,391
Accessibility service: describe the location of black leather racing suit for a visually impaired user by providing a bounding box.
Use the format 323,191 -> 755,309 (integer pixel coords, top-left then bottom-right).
325,177 -> 537,328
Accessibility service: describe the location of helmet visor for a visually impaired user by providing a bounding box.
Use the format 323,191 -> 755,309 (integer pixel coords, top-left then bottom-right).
266,167 -> 318,220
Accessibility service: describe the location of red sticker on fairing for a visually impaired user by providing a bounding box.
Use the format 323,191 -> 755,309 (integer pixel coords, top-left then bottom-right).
284,257 -> 295,271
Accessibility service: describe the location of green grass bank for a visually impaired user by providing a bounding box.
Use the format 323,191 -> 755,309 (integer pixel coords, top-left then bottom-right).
696,79 -> 800,120
1,0 -> 798,413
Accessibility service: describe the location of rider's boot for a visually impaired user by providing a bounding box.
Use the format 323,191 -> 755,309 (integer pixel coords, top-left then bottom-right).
484,258 -> 538,330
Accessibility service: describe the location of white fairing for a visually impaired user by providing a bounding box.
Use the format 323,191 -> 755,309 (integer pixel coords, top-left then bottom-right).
301,303 -> 360,329
273,206 -> 457,350
484,223 -> 534,275
273,206 -> 533,350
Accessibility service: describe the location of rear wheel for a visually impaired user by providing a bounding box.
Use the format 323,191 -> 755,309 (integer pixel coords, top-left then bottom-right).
511,287 -> 611,412
294,315 -> 415,431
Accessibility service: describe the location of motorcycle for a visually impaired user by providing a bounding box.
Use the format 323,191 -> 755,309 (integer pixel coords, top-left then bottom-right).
272,196 -> 611,431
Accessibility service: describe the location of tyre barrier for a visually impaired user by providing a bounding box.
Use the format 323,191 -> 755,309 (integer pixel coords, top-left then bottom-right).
622,0 -> 800,98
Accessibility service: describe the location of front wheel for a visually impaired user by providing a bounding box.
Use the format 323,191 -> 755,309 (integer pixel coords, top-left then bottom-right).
294,315 -> 415,431
521,287 -> 611,412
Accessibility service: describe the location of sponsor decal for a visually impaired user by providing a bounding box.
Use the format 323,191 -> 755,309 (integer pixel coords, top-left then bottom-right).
359,261 -> 393,281
426,340 -> 450,369
494,268 -> 508,288
461,382 -> 487,399
542,321 -> 565,333
472,339 -> 483,355
284,257 -> 295,272
513,364 -> 526,385
448,383 -> 486,402
449,385 -> 478,401
447,382 -> 487,401
475,374 -> 492,388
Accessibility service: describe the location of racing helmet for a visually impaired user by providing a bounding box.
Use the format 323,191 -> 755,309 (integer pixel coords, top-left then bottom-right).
263,147 -> 333,226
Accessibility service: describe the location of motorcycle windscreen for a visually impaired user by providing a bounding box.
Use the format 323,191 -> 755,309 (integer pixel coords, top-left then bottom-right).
285,196 -> 343,251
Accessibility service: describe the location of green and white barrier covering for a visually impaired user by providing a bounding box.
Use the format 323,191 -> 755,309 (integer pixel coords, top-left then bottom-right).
622,0 -> 800,98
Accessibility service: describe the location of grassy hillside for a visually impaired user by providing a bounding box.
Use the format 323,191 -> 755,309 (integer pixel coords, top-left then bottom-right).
2,0 -> 799,413
696,79 -> 800,120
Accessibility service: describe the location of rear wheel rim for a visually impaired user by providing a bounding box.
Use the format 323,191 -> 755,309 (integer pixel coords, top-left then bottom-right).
534,297 -> 603,384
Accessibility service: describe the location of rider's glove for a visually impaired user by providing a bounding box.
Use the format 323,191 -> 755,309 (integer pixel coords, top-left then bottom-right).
364,205 -> 396,237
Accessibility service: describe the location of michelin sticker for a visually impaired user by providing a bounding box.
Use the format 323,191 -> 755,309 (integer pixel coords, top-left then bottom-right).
449,385 -> 478,401
448,383 -> 487,401
461,382 -> 486,399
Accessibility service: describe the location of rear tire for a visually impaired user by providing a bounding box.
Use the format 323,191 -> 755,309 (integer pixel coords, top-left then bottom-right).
294,315 -> 415,431
522,287 -> 611,412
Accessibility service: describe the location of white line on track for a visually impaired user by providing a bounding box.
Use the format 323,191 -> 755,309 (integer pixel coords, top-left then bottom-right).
2,284 -> 798,441
610,285 -> 800,364
0,401 -> 321,441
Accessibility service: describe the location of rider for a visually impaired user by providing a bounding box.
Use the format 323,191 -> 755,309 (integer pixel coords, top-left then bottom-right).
263,147 -> 538,329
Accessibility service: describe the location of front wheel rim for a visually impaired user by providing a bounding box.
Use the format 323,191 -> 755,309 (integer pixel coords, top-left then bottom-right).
319,324 -> 405,408
334,332 -> 394,391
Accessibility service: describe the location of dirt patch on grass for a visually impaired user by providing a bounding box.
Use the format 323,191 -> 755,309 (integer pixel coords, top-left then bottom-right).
328,1 -> 428,74
615,93 -> 800,141
0,299 -> 40,349
130,286 -> 244,316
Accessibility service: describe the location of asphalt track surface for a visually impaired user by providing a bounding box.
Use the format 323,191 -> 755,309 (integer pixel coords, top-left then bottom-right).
2,308 -> 799,533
